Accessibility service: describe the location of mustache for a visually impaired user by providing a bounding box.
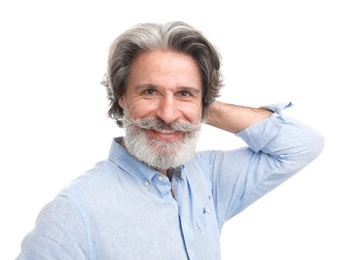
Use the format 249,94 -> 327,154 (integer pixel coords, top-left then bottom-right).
124,117 -> 201,133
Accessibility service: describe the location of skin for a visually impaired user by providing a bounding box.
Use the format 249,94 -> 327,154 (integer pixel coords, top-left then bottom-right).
206,101 -> 273,134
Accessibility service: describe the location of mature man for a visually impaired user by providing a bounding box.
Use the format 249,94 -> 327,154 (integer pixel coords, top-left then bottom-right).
16,21 -> 324,259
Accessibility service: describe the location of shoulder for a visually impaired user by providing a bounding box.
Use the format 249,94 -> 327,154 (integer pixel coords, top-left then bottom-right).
58,158 -> 121,199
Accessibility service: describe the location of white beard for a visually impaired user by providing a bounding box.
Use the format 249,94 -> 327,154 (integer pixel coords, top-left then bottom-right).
122,111 -> 201,170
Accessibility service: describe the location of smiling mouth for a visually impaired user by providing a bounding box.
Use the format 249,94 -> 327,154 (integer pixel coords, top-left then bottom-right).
148,128 -> 183,141
154,128 -> 178,134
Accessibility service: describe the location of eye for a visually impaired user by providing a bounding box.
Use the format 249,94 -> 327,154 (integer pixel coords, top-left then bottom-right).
144,89 -> 156,95
179,91 -> 191,97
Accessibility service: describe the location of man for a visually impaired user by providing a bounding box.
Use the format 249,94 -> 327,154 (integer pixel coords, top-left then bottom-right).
16,21 -> 324,259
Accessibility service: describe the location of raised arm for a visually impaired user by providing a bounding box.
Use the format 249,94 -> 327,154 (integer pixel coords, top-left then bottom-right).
206,101 -> 273,133
202,101 -> 325,221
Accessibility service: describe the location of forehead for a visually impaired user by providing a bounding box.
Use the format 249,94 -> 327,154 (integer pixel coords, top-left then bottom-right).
127,50 -> 203,91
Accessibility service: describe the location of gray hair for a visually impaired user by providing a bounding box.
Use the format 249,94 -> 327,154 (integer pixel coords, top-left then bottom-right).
101,21 -> 223,127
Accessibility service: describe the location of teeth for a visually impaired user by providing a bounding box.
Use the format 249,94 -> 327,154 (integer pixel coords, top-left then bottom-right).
157,129 -> 175,134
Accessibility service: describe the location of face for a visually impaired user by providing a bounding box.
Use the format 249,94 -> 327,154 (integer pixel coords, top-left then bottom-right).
119,50 -> 203,173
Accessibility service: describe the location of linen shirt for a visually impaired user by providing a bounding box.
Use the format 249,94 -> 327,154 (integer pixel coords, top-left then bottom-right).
16,103 -> 324,260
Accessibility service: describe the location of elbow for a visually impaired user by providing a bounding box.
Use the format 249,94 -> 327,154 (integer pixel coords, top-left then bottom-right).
307,129 -> 325,162
284,129 -> 325,173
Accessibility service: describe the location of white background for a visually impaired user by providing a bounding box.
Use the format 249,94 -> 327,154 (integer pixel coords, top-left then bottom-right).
1,0 -> 351,259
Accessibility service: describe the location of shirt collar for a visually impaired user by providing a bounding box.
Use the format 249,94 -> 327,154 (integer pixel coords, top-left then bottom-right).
108,137 -> 160,184
108,137 -> 184,184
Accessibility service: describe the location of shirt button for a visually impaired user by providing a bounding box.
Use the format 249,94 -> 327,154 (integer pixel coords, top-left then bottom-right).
157,176 -> 164,181
144,180 -> 150,186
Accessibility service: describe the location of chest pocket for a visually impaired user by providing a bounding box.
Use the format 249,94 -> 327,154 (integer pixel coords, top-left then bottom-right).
194,195 -> 221,260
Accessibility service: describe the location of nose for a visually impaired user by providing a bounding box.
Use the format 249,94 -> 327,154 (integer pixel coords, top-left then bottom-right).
155,95 -> 181,124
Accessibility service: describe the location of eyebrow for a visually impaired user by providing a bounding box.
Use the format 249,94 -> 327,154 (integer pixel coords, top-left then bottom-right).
134,84 -> 158,91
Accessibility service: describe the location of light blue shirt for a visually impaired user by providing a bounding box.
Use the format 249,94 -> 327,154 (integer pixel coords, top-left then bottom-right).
16,103 -> 324,260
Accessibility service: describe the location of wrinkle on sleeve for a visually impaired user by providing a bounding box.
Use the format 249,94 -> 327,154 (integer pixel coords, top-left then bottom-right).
16,196 -> 90,260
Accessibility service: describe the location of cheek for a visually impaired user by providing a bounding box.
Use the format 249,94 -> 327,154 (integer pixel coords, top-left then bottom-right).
127,102 -> 157,120
183,104 -> 202,124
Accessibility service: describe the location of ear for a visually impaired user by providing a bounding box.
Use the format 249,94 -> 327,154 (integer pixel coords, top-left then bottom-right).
118,96 -> 125,109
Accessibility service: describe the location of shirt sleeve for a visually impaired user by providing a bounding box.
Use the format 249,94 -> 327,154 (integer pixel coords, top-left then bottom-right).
15,196 -> 90,260
205,102 -> 325,227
